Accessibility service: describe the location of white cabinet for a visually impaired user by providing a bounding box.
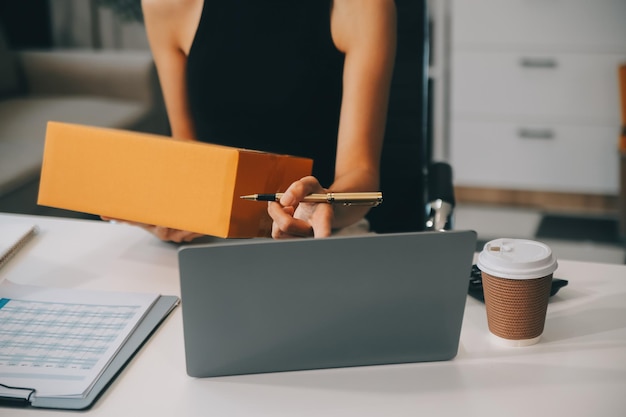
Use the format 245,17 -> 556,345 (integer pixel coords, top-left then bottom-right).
449,0 -> 626,194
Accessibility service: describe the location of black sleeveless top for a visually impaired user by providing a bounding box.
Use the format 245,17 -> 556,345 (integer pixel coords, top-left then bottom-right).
186,0 -> 344,187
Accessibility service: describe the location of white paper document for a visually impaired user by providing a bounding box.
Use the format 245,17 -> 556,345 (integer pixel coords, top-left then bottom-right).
0,282 -> 158,399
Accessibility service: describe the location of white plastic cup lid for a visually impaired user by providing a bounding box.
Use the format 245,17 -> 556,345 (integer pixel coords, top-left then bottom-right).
476,238 -> 558,280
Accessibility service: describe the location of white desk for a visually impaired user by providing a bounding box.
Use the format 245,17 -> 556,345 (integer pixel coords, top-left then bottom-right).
2,213 -> 625,416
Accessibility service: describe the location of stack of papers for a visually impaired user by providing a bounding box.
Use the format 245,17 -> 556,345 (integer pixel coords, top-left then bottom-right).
0,282 -> 170,408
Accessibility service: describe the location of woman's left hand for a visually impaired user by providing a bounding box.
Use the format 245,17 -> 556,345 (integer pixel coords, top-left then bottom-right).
267,176 -> 334,238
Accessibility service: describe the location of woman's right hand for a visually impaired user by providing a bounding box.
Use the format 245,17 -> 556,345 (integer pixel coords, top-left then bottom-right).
266,176 -> 334,239
101,217 -> 204,243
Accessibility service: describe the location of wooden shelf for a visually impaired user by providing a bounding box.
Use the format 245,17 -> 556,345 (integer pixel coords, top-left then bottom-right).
455,186 -> 619,216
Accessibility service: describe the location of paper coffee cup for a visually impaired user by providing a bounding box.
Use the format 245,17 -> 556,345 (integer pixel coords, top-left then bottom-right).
477,238 -> 558,347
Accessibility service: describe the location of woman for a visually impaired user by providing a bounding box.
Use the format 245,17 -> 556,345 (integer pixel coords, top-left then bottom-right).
138,0 -> 397,241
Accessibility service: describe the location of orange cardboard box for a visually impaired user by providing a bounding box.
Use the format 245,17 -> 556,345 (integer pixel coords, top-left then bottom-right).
38,122 -> 313,238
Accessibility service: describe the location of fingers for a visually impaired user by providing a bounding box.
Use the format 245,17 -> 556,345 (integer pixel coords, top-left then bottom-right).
309,206 -> 333,238
150,226 -> 204,243
101,215 -> 203,243
269,203 -> 314,238
278,176 -> 325,207
110,222 -> 201,243
151,226 -> 173,241
169,230 -> 205,243
268,176 -> 335,239
268,201 -> 333,239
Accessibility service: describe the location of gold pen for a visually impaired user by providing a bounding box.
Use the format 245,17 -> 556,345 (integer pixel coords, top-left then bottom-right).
240,192 -> 383,206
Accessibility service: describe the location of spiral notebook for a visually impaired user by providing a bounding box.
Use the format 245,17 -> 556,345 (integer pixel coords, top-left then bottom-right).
0,224 -> 38,270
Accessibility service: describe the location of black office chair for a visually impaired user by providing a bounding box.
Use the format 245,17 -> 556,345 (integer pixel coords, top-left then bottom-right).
366,0 -> 455,234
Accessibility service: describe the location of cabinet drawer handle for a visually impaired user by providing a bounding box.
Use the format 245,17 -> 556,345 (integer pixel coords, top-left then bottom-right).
518,128 -> 555,139
519,57 -> 558,68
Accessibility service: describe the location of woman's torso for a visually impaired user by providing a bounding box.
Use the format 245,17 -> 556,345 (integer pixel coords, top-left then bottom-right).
186,0 -> 344,187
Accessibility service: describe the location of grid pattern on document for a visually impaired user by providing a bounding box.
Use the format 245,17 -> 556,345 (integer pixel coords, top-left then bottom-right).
0,298 -> 140,370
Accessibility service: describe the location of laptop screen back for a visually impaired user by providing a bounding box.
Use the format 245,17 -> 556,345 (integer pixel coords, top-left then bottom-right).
178,230 -> 476,377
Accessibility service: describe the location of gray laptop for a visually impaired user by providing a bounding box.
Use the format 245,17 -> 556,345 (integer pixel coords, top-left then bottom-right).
178,230 -> 477,378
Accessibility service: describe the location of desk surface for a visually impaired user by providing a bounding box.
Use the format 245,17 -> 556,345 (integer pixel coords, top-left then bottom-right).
1,213 -> 625,417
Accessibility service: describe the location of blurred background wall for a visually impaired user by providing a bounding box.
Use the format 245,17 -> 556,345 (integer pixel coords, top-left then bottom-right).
0,0 -> 148,50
